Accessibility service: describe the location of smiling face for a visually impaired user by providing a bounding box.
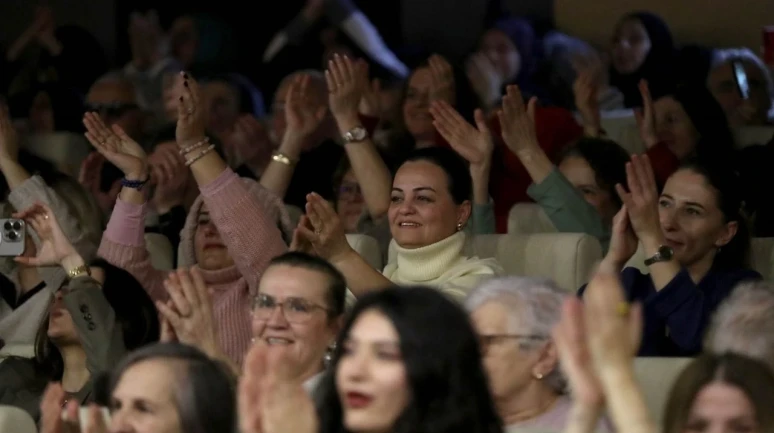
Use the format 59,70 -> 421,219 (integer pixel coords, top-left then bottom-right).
109,358 -> 183,433
402,68 -> 435,142
387,160 -> 470,249
558,155 -> 618,225
251,264 -> 340,381
611,17 -> 652,74
682,382 -> 759,433
707,60 -> 772,128
658,169 -> 738,272
336,309 -> 410,433
654,96 -> 701,160
193,204 -> 234,270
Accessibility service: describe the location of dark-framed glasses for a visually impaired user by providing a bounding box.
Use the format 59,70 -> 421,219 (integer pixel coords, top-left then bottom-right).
251,293 -> 329,324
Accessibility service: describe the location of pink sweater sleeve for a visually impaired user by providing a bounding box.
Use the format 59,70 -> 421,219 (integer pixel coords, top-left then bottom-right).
200,169 -> 287,292
97,199 -> 168,302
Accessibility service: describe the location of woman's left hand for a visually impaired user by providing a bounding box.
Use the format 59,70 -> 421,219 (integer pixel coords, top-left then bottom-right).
614,154 -> 662,243
156,268 -> 220,358
298,193 -> 353,263
13,203 -> 78,268
428,54 -> 456,105
429,101 -> 493,173
175,72 -> 208,149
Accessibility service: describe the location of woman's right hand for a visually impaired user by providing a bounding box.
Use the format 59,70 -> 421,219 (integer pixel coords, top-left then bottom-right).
429,101 -> 493,173
603,205 -> 638,270
284,74 -> 327,143
498,85 -> 539,155
13,203 -> 78,268
83,112 -> 148,180
635,80 -> 658,149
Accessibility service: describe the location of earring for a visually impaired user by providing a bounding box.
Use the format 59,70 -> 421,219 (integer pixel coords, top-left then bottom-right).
323,341 -> 337,368
456,222 -> 463,231
533,372 -> 544,380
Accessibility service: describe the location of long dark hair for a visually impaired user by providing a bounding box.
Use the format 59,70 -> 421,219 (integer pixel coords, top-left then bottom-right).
663,353 -> 774,433
315,286 -> 503,433
108,343 -> 236,433
34,260 -> 159,379
675,159 -> 750,270
558,137 -> 631,208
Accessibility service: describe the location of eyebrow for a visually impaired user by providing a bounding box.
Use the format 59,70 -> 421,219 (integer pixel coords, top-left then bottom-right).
661,194 -> 707,210
391,187 -> 437,193
346,337 -> 400,348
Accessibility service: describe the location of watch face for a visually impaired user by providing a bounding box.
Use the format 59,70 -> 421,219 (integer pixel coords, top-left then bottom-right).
351,127 -> 367,141
659,245 -> 674,260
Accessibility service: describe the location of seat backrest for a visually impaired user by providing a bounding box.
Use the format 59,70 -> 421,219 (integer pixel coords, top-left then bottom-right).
465,233 -> 603,291
346,234 -> 383,271
0,405 -> 37,433
735,126 -> 774,148
633,357 -> 692,428
508,203 -> 557,234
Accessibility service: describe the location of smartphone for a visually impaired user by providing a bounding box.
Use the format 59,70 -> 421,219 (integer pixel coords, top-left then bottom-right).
732,60 -> 750,100
0,219 -> 25,257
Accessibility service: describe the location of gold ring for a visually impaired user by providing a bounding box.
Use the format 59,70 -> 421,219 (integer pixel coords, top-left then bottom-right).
616,302 -> 630,317
44,215 -> 49,220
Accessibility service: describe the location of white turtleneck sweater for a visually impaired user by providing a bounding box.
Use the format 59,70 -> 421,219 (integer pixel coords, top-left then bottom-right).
383,232 -> 502,301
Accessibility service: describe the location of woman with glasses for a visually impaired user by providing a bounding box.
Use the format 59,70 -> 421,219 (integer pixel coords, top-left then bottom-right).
251,251 -> 347,391
465,276 -> 611,433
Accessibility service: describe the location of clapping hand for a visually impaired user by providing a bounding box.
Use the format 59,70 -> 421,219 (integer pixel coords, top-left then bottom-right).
428,55 -> 455,104
83,112 -> 148,181
634,80 -> 658,149
573,63 -> 601,136
285,74 -> 327,142
326,54 -> 363,122
296,193 -> 352,263
40,382 -> 108,433
614,155 -> 662,244
429,101 -> 493,172
175,72 -> 208,149
13,203 -> 77,268
498,85 -> 539,155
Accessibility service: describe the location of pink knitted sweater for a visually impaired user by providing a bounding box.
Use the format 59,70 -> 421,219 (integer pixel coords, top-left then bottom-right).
98,168 -> 289,365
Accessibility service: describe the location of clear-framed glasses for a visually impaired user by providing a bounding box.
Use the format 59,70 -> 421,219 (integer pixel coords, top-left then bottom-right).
251,293 -> 329,324
477,334 -> 547,354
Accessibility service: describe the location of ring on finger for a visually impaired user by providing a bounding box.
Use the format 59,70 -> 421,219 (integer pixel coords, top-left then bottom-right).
616,302 -> 630,317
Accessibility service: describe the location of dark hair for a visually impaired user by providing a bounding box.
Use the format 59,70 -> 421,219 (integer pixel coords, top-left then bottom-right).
202,74 -> 266,117
402,59 -> 480,127
8,83 -> 85,133
655,84 -> 736,164
34,260 -> 160,379
675,158 -> 751,270
267,252 -> 347,318
558,138 -> 631,208
316,286 -> 503,433
108,343 -> 236,433
401,147 -> 472,204
663,353 -> 774,433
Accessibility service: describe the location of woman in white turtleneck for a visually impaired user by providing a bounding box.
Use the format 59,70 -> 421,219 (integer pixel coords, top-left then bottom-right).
294,146 -> 502,302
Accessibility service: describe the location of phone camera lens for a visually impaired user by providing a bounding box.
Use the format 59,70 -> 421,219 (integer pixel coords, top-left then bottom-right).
3,222 -> 11,231
11,221 -> 21,231
7,231 -> 18,241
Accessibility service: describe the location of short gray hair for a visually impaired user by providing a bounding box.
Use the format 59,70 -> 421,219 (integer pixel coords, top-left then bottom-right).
711,47 -> 774,120
465,276 -> 567,393
706,281 -> 774,371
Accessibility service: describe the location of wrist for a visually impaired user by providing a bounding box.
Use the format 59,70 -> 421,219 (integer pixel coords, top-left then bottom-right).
60,253 -> 85,274
330,246 -> 356,268
125,167 -> 150,182
641,233 -> 666,254
336,115 -> 362,134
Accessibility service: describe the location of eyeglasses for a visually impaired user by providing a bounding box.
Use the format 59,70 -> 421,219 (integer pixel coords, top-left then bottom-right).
338,182 -> 363,200
85,102 -> 140,118
251,293 -> 330,324
477,334 -> 547,354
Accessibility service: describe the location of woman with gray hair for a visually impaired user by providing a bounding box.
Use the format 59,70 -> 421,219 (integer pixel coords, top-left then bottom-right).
706,281 -> 774,372
465,276 -> 610,433
707,47 -> 774,127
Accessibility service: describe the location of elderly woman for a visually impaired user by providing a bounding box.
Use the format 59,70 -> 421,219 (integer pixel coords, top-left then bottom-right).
295,145 -> 502,302
465,276 -> 611,433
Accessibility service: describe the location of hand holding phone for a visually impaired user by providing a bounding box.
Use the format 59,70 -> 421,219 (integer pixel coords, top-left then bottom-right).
732,60 -> 751,100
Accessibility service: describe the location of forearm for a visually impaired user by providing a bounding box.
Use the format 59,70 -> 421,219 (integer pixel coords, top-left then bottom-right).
513,146 -> 554,185
337,116 -> 392,218
258,134 -> 303,199
332,249 -> 393,297
470,165 -> 491,205
189,151 -> 230,188
564,403 -> 603,433
641,234 -> 681,291
599,367 -> 657,433
0,159 -> 31,190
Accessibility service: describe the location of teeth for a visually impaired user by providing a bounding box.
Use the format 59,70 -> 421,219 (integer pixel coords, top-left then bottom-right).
400,223 -> 419,227
266,338 -> 293,345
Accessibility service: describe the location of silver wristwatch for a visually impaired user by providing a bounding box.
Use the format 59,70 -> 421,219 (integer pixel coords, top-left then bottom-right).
342,126 -> 368,144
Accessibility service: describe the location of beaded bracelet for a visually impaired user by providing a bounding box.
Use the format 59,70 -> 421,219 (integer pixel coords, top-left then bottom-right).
185,144 -> 216,166
179,137 -> 210,155
121,174 -> 151,190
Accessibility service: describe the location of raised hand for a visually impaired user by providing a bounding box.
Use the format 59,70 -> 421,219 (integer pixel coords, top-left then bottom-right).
325,53 -> 362,122
155,268 -> 220,357
175,72 -> 208,148
222,114 -> 274,170
13,202 -> 77,267
0,104 -> 20,164
289,215 -> 315,254
83,112 -> 147,180
552,297 -> 604,408
428,54 -> 455,104
614,155 -> 661,243
466,52 -> 503,108
498,85 -> 539,155
430,101 -> 493,169
358,60 -> 382,119
297,193 -> 352,263
634,80 -> 658,149
285,74 -> 327,141
603,205 -> 639,270
573,65 -> 601,137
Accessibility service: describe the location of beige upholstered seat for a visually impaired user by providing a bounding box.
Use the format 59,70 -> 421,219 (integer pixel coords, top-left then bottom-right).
464,233 -> 603,291
0,405 -> 37,433
22,132 -> 92,177
633,357 -> 692,428
508,203 -> 557,234
346,234 -> 383,271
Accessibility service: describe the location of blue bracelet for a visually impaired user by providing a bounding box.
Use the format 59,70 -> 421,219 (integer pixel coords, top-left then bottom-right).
121,175 -> 150,190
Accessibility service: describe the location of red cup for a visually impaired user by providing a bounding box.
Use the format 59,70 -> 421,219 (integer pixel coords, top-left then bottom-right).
763,26 -> 774,65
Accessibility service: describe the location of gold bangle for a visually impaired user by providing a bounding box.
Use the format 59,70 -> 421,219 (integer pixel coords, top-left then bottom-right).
66,265 -> 90,280
272,152 -> 297,166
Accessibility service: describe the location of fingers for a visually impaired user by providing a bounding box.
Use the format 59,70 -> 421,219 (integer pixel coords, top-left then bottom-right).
156,299 -> 184,331
615,183 -> 632,208
40,382 -> 66,433
84,404 -> 108,433
308,192 -> 338,222
638,79 -> 652,107
473,108 -> 490,136
176,268 -> 202,309
164,272 -> 193,317
526,97 -> 537,124
160,312 -> 175,342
